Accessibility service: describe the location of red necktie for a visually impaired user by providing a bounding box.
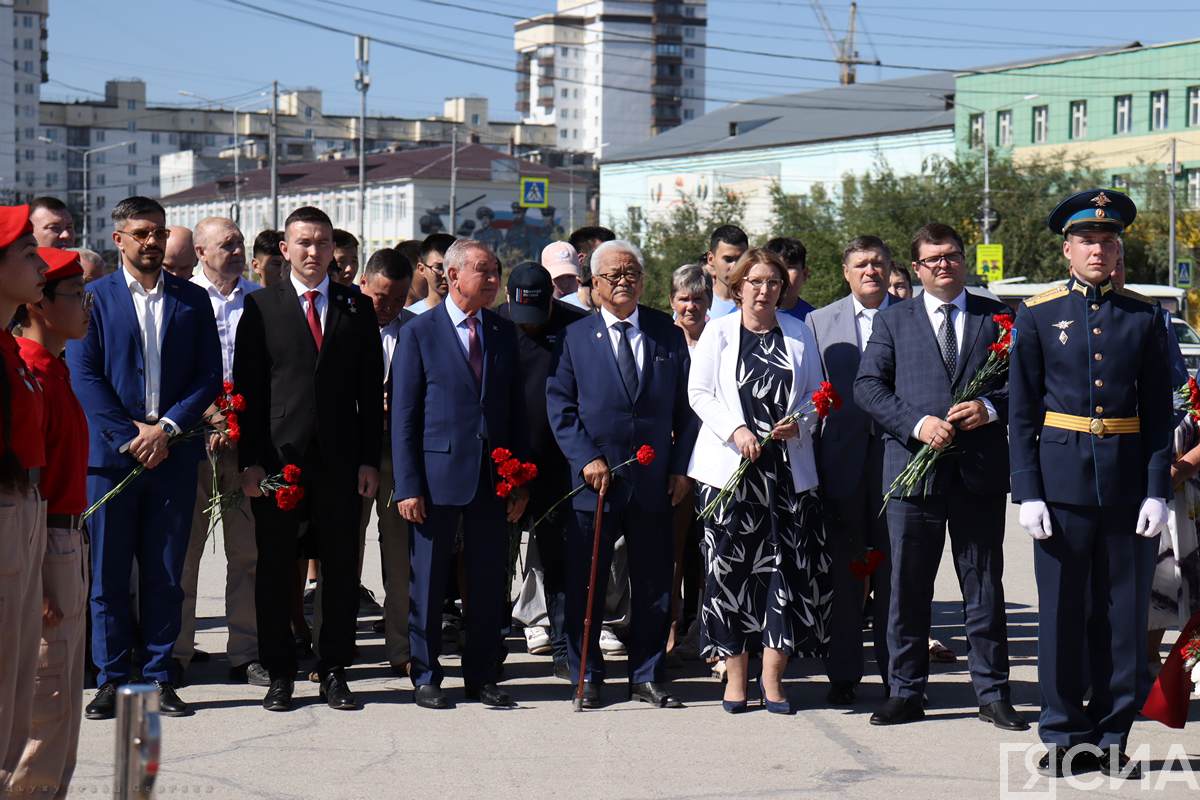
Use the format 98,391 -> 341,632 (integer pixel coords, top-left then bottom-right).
465,315 -> 482,384
304,290 -> 323,351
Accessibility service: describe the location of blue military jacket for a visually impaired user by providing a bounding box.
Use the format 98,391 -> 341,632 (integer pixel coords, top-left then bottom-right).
1009,277 -> 1173,507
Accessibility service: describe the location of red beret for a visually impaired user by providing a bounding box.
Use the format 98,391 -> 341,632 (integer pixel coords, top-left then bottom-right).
0,204 -> 32,250
37,247 -> 82,282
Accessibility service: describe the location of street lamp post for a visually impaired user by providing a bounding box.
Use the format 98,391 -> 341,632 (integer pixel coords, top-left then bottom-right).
179,90 -> 269,223
953,94 -> 1039,245
39,136 -> 132,249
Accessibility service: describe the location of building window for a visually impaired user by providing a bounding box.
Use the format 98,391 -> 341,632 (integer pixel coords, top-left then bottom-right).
304,107 -> 313,120
151,176 -> 159,188
96,174 -> 105,186
683,108 -> 694,121
127,99 -> 136,110
684,47 -> 695,58
1070,101 -> 1087,139
22,16 -> 31,27
997,110 -> 1012,147
684,27 -> 695,39
1114,95 -> 1132,134
304,128 -> 313,140
559,129 -> 568,140
205,134 -> 215,146
96,129 -> 105,143
169,133 -> 177,145
560,46 -> 568,57
683,67 -> 695,79
471,113 -> 480,125
685,4 -> 695,14
95,195 -> 105,208
1189,87 -> 1200,127
969,113 -> 984,149
151,155 -> 159,166
127,121 -> 136,131
1188,169 -> 1200,209
127,165 -> 137,176
1151,90 -> 1169,130
151,132 -> 160,144
46,150 -> 56,161
127,142 -> 136,154
561,88 -> 568,99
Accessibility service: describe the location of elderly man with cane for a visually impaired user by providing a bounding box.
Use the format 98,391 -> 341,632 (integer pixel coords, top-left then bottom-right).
547,239 -> 698,709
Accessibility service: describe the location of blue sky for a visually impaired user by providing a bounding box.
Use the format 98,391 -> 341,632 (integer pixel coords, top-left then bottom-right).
47,1 -> 1195,123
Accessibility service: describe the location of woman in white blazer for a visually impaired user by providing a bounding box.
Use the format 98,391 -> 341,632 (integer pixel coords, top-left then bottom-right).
686,248 -> 832,715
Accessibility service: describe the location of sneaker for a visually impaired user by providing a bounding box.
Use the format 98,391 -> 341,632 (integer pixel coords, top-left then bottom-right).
358,585 -> 382,614
524,626 -> 552,656
599,627 -> 626,656
302,581 -> 317,610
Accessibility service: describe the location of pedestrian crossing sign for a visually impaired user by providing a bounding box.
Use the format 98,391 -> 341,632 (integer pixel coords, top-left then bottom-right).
519,177 -> 549,209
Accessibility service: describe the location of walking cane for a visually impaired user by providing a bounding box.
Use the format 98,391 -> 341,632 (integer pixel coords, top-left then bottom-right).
574,485 -> 607,712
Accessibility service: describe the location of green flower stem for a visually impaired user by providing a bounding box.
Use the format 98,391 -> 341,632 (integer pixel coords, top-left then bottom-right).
530,454 -> 642,531
698,409 -> 806,521
80,463 -> 146,524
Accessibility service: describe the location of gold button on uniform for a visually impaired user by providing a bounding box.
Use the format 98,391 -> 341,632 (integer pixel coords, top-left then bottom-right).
1094,379 -> 1104,388
1092,327 -> 1102,335
1091,303 -> 1100,311
1095,406 -> 1104,414
1094,353 -> 1103,361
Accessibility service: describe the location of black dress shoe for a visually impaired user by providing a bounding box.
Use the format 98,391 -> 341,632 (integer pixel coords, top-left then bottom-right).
263,679 -> 294,712
578,682 -> 602,709
465,683 -> 515,707
414,684 -> 451,710
629,681 -> 684,708
979,700 -> 1030,731
85,683 -> 117,720
319,670 -> 358,710
553,660 -> 570,682
827,682 -> 857,706
155,682 -> 192,717
1097,749 -> 1141,780
868,696 -> 924,726
1037,746 -> 1097,777
230,661 -> 272,687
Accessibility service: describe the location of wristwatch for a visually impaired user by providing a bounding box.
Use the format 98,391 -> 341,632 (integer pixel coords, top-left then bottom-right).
158,419 -> 180,439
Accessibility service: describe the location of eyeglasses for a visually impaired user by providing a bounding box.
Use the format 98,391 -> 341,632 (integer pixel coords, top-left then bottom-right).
51,290 -> 92,311
116,227 -> 171,245
915,253 -> 964,268
596,271 -> 643,286
745,278 -> 783,292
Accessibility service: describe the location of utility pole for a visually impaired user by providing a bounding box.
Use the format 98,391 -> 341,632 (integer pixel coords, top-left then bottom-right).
1168,136 -> 1177,287
270,80 -> 279,229
982,126 -> 991,245
568,153 -> 575,232
355,36 -> 371,249
449,127 -> 458,235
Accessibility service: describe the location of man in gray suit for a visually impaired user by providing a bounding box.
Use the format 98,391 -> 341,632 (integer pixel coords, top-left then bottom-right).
807,236 -> 896,706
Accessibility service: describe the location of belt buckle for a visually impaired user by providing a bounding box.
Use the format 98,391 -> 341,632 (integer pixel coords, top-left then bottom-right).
1089,417 -> 1106,437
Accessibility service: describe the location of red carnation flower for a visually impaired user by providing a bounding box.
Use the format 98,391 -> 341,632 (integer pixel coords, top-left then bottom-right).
226,420 -> 241,442
223,380 -> 235,395
215,395 -> 229,410
231,394 -> 246,412
498,458 -> 521,479
491,447 -> 513,464
282,464 -> 302,484
496,480 -> 513,499
636,445 -> 656,466
849,549 -> 886,580
992,313 -> 1014,331
517,462 -> 538,484
275,485 -> 303,511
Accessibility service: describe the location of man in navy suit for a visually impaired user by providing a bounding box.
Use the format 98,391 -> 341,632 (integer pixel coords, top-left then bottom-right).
68,197 -> 221,720
855,223 -> 1026,731
546,239 -> 699,709
807,235 -> 897,705
392,239 -> 529,710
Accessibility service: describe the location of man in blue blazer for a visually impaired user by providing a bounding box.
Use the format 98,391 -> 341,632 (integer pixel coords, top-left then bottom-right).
392,239 -> 529,710
854,223 -> 1025,731
546,239 -> 699,709
68,197 -> 221,720
807,235 -> 897,705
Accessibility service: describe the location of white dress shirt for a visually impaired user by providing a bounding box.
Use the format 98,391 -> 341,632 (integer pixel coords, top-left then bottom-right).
599,306 -> 644,375
291,272 -> 329,331
911,288 -> 996,438
444,295 -> 483,358
192,270 -> 260,382
380,316 -> 402,382
124,266 -> 169,424
405,297 -> 430,315
851,295 -> 883,352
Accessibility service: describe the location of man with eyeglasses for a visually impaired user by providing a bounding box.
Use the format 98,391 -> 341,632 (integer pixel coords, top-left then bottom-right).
855,222 -> 1024,732
29,196 -> 76,249
547,239 -> 699,709
67,196 -> 221,721
404,233 -> 454,316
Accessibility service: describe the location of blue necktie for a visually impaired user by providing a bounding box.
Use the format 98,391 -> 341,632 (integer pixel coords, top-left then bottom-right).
615,320 -> 639,401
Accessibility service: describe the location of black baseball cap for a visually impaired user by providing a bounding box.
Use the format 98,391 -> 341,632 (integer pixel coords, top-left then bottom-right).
506,261 -> 553,324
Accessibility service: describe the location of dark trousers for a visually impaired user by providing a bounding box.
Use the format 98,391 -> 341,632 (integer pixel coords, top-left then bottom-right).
87,456 -> 198,685
531,502 -> 569,664
408,469 -> 508,689
885,476 -> 1009,704
823,434 -> 891,688
1035,503 -> 1157,750
254,468 -> 360,681
566,500 -> 671,684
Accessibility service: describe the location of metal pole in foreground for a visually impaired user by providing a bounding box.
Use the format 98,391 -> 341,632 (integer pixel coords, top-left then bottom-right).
355,36 -> 371,249
449,127 -> 458,235
113,684 -> 161,800
1168,136 -> 1177,288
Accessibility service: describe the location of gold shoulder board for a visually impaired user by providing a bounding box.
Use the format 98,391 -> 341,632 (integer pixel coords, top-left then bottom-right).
1023,286 -> 1068,308
1115,287 -> 1155,305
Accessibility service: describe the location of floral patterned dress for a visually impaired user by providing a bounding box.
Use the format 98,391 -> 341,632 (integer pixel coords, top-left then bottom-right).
694,326 -> 831,658
1152,414 -> 1200,630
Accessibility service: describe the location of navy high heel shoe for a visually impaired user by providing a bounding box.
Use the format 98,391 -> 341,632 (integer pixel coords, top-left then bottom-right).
757,677 -> 793,715
722,699 -> 748,714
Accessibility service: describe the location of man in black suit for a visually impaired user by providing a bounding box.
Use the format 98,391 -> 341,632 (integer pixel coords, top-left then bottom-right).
854,223 -> 1026,731
233,206 -> 383,712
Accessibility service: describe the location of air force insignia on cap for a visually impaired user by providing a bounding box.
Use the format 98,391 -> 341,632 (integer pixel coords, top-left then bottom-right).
1047,188 -> 1136,235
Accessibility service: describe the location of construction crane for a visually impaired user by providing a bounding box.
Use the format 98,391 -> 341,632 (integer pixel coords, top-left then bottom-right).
810,1 -> 862,85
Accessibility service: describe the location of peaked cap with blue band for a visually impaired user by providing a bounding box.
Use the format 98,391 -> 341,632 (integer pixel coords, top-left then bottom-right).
1047,188 -> 1136,236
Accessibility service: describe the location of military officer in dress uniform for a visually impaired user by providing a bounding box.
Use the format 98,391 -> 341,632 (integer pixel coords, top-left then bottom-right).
1009,189 -> 1173,779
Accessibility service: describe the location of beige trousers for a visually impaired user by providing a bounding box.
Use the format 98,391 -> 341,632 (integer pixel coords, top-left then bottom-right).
175,449 -> 258,669
361,448 -> 410,665
0,486 -> 47,792
8,527 -> 87,800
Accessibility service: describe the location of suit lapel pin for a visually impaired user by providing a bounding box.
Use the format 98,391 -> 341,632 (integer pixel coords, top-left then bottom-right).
1052,319 -> 1073,345
595,331 -> 603,339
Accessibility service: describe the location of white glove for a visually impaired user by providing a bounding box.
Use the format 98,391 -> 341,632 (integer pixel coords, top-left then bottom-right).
1018,500 -> 1053,540
1134,497 -> 1168,538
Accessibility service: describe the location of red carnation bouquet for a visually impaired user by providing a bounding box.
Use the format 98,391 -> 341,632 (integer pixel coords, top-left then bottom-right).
881,313 -> 1014,508
1142,611 -> 1200,728
81,383 -> 243,523
205,462 -> 305,527
491,448 -> 538,499
698,382 -> 841,521
531,445 -> 656,529
1176,376 -> 1200,420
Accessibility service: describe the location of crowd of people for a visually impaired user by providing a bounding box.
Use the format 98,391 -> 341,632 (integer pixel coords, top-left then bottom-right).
0,185 -> 1196,796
